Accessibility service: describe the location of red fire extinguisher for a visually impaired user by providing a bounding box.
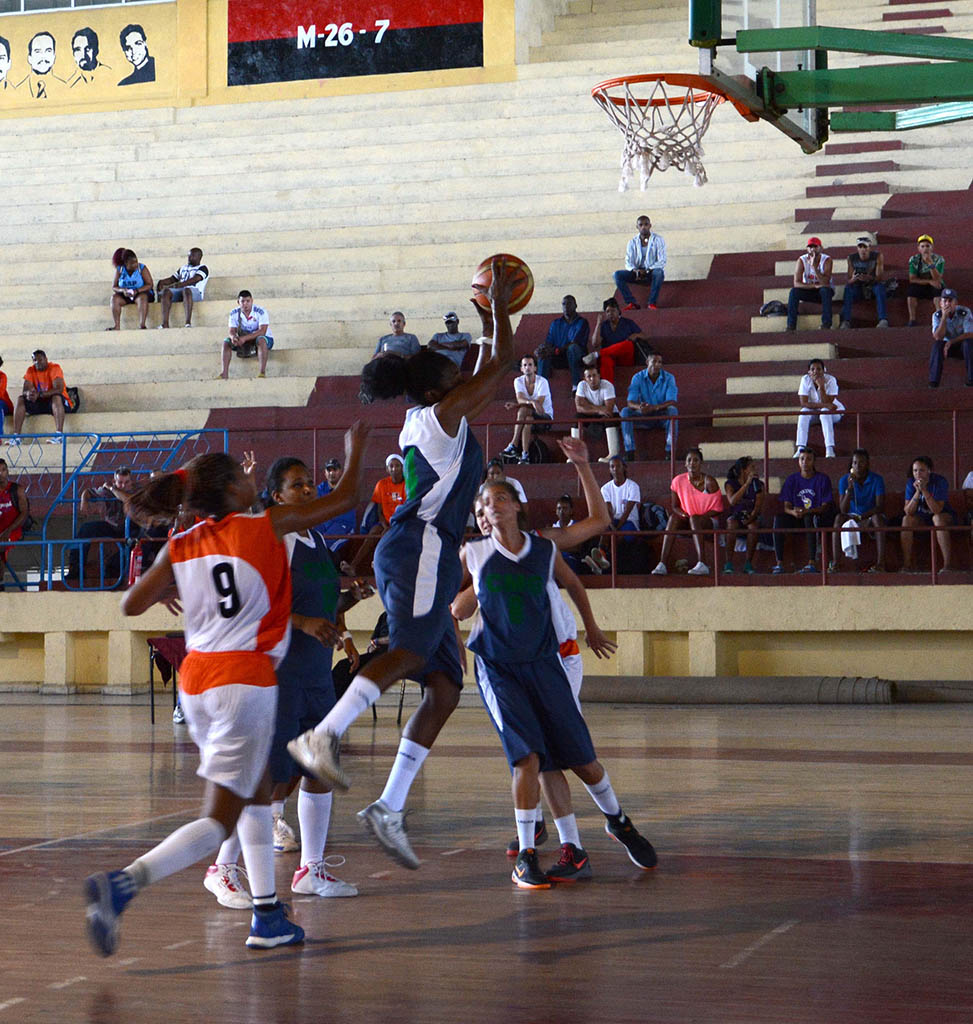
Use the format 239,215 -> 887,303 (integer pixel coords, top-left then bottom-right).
128,541 -> 144,586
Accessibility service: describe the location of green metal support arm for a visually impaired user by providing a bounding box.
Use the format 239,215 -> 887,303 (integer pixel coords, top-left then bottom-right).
737,25 -> 973,62
831,102 -> 973,132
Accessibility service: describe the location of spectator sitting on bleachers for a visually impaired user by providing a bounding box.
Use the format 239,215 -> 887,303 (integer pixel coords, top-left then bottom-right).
0,356 -> 12,437
830,448 -> 887,573
500,353 -> 552,465
596,454 -> 640,571
314,456 -> 358,559
573,365 -> 621,464
621,351 -> 678,459
0,458 -> 28,585
614,215 -> 666,311
652,447 -> 723,577
373,312 -> 419,359
484,458 -> 527,507
786,237 -> 833,332
109,249 -> 154,331
773,447 -> 834,575
156,246 -> 209,329
10,349 -> 72,444
907,234 -> 945,327
537,295 -> 589,391
583,298 -> 653,385
723,456 -> 764,575
839,236 -> 888,329
963,468 -> 973,545
928,288 -> 973,388
551,493 -> 588,576
427,311 -> 472,368
900,455 -> 955,573
795,358 -> 844,459
348,453 -> 406,576
66,466 -> 135,584
221,289 -> 274,379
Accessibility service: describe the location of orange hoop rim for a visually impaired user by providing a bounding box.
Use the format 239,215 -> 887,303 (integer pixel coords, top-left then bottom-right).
591,73 -> 754,120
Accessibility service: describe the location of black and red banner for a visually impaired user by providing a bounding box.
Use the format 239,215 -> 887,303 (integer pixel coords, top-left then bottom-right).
227,0 -> 483,85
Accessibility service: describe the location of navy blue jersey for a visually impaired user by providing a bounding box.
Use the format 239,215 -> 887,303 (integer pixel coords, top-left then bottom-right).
277,530 -> 338,681
394,404 -> 483,548
465,532 -> 559,663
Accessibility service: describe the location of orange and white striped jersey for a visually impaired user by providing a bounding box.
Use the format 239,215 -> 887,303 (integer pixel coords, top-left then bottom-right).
168,510 -> 291,695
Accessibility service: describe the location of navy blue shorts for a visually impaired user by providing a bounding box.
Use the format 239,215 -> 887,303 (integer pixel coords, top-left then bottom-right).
268,667 -> 336,783
474,653 -> 596,772
374,519 -> 464,688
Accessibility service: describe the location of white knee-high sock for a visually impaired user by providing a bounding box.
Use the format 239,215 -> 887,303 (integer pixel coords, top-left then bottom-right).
379,738 -> 430,812
237,804 -> 276,905
583,773 -> 621,817
313,674 -> 382,737
215,829 -> 241,865
553,814 -> 581,847
298,789 -> 333,867
125,817 -> 226,889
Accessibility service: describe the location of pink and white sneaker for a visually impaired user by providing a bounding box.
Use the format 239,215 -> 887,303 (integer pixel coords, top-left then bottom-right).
203,863 -> 252,909
291,858 -> 358,898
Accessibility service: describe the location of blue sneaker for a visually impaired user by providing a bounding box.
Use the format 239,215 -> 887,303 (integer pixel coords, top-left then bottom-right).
246,902 -> 305,949
84,870 -> 137,957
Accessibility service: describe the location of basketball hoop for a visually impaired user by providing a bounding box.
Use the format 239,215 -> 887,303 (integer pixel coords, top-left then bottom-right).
592,73 -> 752,190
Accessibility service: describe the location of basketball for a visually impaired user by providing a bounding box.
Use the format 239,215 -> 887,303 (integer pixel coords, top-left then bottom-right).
471,253 -> 534,313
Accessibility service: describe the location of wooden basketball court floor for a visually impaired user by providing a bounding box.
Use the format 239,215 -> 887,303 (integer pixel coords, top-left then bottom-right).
1,697 -> 972,1024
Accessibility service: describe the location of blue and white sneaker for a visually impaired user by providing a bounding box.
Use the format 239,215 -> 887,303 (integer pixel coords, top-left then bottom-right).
245,902 -> 305,949
84,869 -> 138,957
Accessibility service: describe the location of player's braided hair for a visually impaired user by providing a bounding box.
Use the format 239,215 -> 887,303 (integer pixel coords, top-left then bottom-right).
125,453 -> 241,526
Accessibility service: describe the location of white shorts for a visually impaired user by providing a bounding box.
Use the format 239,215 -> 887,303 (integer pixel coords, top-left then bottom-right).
181,684 -> 277,799
559,652 -> 583,711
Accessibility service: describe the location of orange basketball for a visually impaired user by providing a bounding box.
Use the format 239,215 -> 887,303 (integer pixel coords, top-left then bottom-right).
471,253 -> 534,313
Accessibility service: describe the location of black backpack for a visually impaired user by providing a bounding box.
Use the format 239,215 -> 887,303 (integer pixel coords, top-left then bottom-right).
759,299 -> 787,317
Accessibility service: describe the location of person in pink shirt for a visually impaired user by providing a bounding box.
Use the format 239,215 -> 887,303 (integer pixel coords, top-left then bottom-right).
651,448 -> 723,576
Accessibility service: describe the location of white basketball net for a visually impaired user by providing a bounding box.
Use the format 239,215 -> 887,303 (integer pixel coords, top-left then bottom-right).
593,77 -> 724,191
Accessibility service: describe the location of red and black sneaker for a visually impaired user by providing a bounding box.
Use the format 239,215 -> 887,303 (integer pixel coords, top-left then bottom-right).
506,818 -> 548,857
545,842 -> 592,883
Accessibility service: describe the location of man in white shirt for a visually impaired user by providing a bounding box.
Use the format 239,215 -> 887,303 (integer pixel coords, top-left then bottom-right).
786,237 -> 834,332
157,247 -> 209,328
500,354 -> 552,464
573,366 -> 621,464
595,455 -> 641,571
221,289 -> 273,379
613,215 -> 666,311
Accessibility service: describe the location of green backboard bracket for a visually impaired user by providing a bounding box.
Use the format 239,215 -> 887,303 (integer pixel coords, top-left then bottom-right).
832,101 -> 973,132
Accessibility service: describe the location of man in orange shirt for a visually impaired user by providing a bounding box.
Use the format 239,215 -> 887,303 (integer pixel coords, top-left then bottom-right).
349,454 -> 406,575
0,356 -> 13,438
11,350 -> 71,443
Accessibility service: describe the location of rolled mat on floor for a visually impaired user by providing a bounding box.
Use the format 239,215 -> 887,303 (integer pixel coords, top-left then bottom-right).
581,676 -> 895,704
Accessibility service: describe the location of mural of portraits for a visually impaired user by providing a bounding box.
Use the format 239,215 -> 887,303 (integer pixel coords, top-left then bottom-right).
19,30 -> 66,99
69,27 -> 111,87
118,23 -> 155,86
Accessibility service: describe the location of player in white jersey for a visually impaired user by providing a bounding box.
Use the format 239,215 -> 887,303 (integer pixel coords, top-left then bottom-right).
83,424 -> 368,957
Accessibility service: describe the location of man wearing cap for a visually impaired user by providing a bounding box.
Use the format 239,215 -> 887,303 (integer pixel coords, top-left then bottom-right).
427,312 -> 472,368
839,237 -> 888,329
373,312 -> 420,359
11,350 -> 72,443
314,457 -> 358,556
349,454 -> 407,575
928,289 -> 973,388
907,234 -> 945,326
786,238 -> 834,332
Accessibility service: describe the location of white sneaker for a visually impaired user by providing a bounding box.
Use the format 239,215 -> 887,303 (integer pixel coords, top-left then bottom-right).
792,447 -> 802,458
183,322 -> 193,328
687,561 -> 710,575
273,814 -> 299,853
291,859 -> 358,897
287,729 -> 349,791
357,799 -> 420,869
581,351 -> 599,366
46,433 -> 62,445
590,547 -> 611,571
203,863 -> 252,909
651,562 -> 667,575
582,555 -> 602,575
825,446 -> 836,458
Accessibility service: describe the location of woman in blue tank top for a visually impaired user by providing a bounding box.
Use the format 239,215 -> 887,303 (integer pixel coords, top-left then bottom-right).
289,259 -> 516,868
110,248 -> 155,330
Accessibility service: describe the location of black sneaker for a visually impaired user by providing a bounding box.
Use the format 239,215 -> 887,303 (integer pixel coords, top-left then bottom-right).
545,842 -> 592,883
511,848 -> 551,889
506,818 -> 548,857
500,443 -> 520,458
604,814 -> 657,870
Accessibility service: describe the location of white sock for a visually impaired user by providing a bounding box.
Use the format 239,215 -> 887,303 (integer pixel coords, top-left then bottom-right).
313,674 -> 382,737
553,814 -> 581,848
298,789 -> 333,867
535,800 -> 544,822
215,829 -> 241,865
271,800 -> 285,818
124,817 -> 226,889
515,808 -> 537,852
379,738 -> 430,812
237,804 -> 276,905
583,773 -> 621,817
